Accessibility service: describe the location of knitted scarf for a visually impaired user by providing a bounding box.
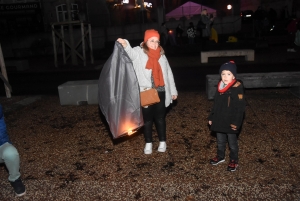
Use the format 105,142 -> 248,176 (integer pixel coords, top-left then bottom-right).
218,79 -> 236,93
145,47 -> 165,88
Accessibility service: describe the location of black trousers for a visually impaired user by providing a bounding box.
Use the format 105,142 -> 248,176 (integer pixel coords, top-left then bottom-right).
142,91 -> 166,143
201,36 -> 209,51
216,132 -> 239,161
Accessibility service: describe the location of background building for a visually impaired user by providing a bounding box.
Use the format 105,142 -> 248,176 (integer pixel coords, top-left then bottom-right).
0,0 -> 43,35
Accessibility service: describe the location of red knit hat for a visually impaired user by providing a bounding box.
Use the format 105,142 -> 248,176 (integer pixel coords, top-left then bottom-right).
144,29 -> 160,42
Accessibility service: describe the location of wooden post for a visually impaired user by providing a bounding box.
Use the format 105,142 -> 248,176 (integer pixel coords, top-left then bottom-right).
52,24 -> 58,67
89,24 -> 94,64
61,25 -> 66,64
0,43 -> 11,98
66,0 -> 78,65
81,22 -> 86,66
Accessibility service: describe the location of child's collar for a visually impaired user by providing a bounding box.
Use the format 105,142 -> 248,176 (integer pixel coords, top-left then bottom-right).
218,79 -> 236,93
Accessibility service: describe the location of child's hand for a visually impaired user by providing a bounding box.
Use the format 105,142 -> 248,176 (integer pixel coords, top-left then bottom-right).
230,124 -> 237,130
208,121 -> 212,125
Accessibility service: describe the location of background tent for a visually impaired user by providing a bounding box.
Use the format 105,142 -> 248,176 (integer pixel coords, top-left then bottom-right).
166,1 -> 216,21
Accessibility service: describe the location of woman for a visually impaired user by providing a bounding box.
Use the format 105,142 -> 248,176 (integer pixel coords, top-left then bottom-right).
117,29 -> 178,154
200,9 -> 214,50
186,22 -> 196,45
176,24 -> 184,46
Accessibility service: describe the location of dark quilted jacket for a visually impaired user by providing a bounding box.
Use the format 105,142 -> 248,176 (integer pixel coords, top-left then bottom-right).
208,80 -> 246,134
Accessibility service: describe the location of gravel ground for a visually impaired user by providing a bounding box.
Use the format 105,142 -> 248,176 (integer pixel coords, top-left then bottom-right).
0,88 -> 300,200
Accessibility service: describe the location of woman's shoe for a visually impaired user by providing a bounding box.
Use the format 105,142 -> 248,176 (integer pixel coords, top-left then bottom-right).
144,143 -> 152,154
158,141 -> 167,152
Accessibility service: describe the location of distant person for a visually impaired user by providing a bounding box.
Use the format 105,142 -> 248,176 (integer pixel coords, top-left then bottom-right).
294,22 -> 300,49
0,104 -> 26,196
117,29 -> 178,154
280,6 -> 289,20
254,6 -> 266,38
176,24 -> 184,46
186,22 -> 196,45
268,8 -> 277,28
160,22 -> 169,47
287,16 -> 300,52
199,9 -> 214,50
208,61 -> 246,172
168,29 -> 178,47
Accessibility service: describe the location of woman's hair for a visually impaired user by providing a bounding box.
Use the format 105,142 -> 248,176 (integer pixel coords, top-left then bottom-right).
140,42 -> 165,55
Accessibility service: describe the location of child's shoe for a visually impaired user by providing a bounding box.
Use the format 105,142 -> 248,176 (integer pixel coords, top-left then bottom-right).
210,156 -> 225,165
227,160 -> 238,171
10,177 -> 26,197
144,143 -> 152,154
158,141 -> 167,152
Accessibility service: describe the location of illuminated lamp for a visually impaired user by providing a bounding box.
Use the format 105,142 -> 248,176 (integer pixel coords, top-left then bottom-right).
143,2 -> 152,7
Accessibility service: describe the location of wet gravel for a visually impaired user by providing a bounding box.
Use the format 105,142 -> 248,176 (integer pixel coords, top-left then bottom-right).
0,88 -> 300,200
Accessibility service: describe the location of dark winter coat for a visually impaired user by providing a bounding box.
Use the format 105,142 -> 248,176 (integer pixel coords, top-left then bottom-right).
208,80 -> 246,134
201,15 -> 213,37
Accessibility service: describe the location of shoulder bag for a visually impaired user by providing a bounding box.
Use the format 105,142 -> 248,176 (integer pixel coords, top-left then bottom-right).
140,88 -> 160,107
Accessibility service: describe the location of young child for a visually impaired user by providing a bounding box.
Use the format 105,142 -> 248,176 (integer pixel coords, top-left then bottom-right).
0,104 -> 26,196
208,61 -> 246,171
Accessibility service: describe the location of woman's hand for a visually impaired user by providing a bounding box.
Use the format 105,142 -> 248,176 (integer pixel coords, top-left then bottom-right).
172,95 -> 178,100
117,38 -> 127,48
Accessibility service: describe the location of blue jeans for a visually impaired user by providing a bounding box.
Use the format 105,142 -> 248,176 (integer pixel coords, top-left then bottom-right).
0,142 -> 21,182
216,132 -> 239,161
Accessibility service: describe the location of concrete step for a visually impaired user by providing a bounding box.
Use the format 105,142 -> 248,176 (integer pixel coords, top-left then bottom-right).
58,80 -> 98,105
206,72 -> 300,99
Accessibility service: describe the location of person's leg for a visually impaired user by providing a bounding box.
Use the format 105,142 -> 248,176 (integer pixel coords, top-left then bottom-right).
142,105 -> 155,154
152,92 -> 167,152
227,133 -> 239,161
227,133 -> 239,171
0,142 -> 21,182
287,32 -> 296,51
153,92 -> 166,142
142,106 -> 155,143
202,37 -> 209,51
216,132 -> 227,159
290,32 -> 297,52
0,142 -> 25,196
210,132 -> 227,165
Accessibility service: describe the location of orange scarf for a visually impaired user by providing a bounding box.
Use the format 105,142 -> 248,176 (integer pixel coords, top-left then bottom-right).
145,48 -> 165,87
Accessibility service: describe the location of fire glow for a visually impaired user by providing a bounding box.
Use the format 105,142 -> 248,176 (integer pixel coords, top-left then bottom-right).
127,130 -> 136,135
